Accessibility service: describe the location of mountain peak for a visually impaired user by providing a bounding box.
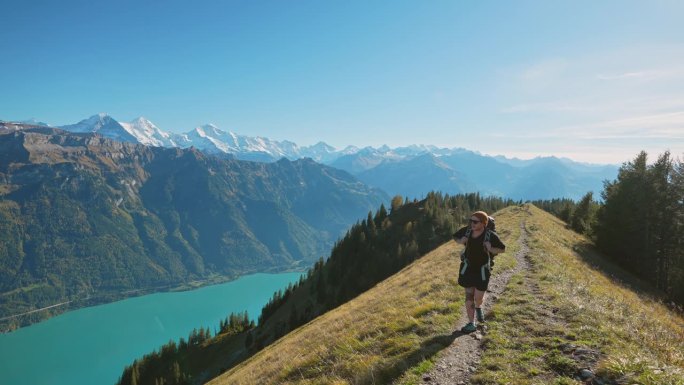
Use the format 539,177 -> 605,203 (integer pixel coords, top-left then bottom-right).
196,123 -> 227,138
131,116 -> 152,124
20,118 -> 50,127
91,112 -> 111,121
59,113 -> 140,143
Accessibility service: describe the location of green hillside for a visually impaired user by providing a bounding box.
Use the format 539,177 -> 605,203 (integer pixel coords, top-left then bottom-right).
207,205 -> 683,385
0,125 -> 386,330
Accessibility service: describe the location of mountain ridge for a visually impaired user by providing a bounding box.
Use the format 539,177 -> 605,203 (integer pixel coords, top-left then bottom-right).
0,124 -> 387,331
10,113 -> 619,200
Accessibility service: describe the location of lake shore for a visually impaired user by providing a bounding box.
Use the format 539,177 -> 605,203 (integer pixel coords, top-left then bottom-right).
1,262 -> 307,333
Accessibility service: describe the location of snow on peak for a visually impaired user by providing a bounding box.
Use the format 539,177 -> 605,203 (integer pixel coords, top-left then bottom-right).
118,116 -> 173,147
194,126 -> 207,137
20,118 -> 50,127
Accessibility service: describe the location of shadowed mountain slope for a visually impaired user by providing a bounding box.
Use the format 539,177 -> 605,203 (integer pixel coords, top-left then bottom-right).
0,124 -> 386,330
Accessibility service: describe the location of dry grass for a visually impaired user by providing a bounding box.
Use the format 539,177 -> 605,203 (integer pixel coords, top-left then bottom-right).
472,205 -> 684,385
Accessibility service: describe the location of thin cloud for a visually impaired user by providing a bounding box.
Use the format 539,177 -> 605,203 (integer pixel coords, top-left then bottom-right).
521,58 -> 569,81
500,102 -> 591,114
556,111 -> 684,139
596,69 -> 681,81
496,111 -> 684,140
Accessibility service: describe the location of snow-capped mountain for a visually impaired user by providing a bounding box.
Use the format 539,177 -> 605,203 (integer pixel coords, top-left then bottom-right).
60,113 -> 138,143
40,113 -> 620,200
175,123 -> 306,161
300,142 -> 338,163
119,117 -> 177,147
20,118 -> 50,127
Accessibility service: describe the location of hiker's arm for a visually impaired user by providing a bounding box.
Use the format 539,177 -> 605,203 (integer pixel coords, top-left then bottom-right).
453,226 -> 468,244
484,242 -> 504,254
487,233 -> 506,254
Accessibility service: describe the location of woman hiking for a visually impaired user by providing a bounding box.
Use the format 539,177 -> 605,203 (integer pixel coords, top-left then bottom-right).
453,211 -> 505,333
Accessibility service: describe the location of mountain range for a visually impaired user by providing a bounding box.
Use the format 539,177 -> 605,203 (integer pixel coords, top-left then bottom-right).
6,114 -> 619,200
0,122 -> 386,330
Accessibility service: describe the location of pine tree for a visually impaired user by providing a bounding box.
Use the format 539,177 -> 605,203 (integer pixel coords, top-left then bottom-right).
173,361 -> 181,384
571,192 -> 598,236
289,304 -> 299,329
391,195 -> 403,213
130,362 -> 140,385
649,152 -> 675,291
596,151 -> 684,300
245,330 -> 253,349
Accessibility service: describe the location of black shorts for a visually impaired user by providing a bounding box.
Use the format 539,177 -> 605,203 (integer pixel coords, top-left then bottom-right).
457,261 -> 491,291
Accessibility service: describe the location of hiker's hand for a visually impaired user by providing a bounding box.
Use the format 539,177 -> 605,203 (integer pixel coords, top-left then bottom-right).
460,237 -> 468,244
484,241 -> 492,252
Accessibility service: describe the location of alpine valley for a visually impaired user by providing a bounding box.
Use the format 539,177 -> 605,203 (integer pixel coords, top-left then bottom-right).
0,122 -> 387,330
0,113 -> 618,330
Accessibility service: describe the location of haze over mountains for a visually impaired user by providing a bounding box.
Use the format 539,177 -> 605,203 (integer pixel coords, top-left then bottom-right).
8,114 -> 618,201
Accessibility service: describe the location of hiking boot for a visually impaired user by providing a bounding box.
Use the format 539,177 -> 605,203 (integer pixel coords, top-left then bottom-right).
475,308 -> 484,323
460,322 -> 477,333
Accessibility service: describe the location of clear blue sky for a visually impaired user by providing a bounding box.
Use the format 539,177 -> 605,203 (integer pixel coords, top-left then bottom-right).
2,0 -> 683,163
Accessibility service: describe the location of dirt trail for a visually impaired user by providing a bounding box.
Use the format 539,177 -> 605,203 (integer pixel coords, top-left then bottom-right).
419,219 -> 531,385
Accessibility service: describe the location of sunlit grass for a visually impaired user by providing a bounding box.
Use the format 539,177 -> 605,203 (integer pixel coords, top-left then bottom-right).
472,205 -> 684,385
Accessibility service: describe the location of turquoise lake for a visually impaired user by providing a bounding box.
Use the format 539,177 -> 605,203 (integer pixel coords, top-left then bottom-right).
0,272 -> 303,385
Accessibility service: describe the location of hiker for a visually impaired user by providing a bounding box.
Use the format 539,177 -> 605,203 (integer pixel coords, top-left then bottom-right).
453,211 -> 505,333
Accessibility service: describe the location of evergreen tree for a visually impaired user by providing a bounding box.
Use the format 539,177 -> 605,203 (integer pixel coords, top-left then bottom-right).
391,195 -> 403,213
571,192 -> 598,236
597,151 -> 650,275
173,361 -> 181,384
596,151 -> 684,301
130,362 -> 140,385
245,330 -> 253,349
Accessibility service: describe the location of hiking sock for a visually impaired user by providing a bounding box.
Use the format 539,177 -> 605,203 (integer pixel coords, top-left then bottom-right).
475,307 -> 484,322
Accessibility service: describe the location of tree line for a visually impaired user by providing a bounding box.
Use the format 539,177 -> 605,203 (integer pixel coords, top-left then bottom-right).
118,312 -> 253,385
534,151 -> 684,304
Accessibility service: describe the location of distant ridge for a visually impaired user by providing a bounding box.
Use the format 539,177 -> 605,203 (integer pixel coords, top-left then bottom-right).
17,113 -> 619,200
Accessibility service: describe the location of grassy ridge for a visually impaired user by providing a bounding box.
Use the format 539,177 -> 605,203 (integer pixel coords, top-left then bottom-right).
209,204 -> 684,384
208,205 -> 525,384
472,205 -> 684,385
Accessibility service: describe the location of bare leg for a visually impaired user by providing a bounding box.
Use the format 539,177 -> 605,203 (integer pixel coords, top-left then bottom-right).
474,288 -> 486,322
474,288 -> 486,308
465,287 -> 475,322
